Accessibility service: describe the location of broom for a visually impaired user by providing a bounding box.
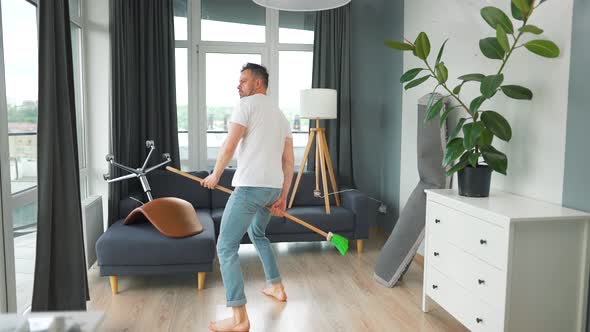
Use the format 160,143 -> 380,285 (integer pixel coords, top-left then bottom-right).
166,166 -> 349,256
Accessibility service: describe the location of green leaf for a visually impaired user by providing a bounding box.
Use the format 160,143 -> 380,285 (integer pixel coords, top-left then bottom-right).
496,26 -> 510,53
449,118 -> 466,140
512,0 -> 531,18
452,83 -> 464,95
446,160 -> 469,176
443,137 -> 466,167
425,98 -> 445,123
478,128 -> 494,146
405,75 -> 430,90
400,68 -> 425,83
462,122 -> 484,150
435,39 -> 449,66
481,74 -> 504,99
481,145 -> 508,175
385,40 -> 415,51
501,85 -> 533,100
415,32 -> 431,60
439,105 -> 461,127
481,6 -> 514,34
481,111 -> 512,141
435,62 -> 449,84
520,25 -> 544,35
479,37 -> 506,60
525,40 -> 560,58
511,2 -> 525,21
468,153 -> 481,168
458,73 -> 485,82
470,96 -> 486,113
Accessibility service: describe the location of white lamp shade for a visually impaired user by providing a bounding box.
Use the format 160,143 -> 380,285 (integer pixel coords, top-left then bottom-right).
252,0 -> 351,11
300,88 -> 337,119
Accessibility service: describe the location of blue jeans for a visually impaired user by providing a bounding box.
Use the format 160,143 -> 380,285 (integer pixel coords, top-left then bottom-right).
217,186 -> 283,307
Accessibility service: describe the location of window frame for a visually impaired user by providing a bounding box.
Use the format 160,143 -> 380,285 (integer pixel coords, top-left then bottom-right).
176,0 -> 314,170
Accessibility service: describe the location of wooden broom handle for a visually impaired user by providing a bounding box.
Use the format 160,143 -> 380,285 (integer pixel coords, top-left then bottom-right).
166,166 -> 329,238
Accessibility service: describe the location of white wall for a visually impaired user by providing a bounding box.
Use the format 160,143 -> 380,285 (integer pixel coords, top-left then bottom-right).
400,0 -> 575,217
83,0 -> 110,229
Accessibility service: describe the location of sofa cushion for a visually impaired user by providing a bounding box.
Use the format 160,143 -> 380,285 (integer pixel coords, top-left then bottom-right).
211,168 -> 237,209
211,206 -> 353,236
212,169 -> 337,208
147,170 -> 211,209
211,208 -> 286,236
287,172 -> 337,207
96,210 -> 215,266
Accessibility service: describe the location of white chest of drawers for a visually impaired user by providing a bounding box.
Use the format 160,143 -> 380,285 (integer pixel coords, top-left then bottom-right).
422,189 -> 590,332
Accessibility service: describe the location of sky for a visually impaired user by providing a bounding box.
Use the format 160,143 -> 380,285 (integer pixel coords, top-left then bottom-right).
1,0 -> 38,105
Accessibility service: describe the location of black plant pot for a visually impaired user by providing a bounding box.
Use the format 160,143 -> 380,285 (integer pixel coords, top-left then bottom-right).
457,165 -> 492,197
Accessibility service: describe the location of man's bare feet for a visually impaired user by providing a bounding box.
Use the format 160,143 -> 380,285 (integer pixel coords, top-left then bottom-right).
262,283 -> 287,302
208,306 -> 250,332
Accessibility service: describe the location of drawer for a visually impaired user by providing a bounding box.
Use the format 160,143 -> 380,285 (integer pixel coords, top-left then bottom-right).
426,266 -> 503,332
427,201 -> 508,269
427,236 -> 507,312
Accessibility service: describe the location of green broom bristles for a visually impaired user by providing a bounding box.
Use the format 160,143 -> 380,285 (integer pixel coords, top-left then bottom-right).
329,233 -> 349,256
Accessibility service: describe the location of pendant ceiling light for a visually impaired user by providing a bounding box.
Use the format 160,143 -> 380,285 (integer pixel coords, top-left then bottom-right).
252,0 -> 351,11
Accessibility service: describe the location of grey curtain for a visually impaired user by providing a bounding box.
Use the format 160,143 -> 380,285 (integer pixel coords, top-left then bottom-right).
33,0 -> 89,310
108,0 -> 180,225
310,4 -> 354,186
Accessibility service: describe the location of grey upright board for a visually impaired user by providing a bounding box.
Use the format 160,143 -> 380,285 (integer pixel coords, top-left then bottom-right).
374,93 -> 451,287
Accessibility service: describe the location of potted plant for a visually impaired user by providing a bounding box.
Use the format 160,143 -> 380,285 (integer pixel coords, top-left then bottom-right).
386,0 -> 560,197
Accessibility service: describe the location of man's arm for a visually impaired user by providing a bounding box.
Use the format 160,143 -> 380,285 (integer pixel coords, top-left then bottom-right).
270,137 -> 294,216
201,122 -> 246,189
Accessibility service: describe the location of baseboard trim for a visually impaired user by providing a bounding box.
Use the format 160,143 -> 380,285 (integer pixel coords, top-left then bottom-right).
414,253 -> 424,267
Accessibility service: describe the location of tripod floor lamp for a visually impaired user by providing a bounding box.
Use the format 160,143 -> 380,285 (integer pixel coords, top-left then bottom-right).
288,88 -> 340,214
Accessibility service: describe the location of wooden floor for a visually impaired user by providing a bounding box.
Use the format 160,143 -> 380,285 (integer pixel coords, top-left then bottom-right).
87,229 -> 467,332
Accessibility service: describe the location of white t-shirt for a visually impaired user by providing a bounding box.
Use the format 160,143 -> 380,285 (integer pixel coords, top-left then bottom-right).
230,93 -> 292,188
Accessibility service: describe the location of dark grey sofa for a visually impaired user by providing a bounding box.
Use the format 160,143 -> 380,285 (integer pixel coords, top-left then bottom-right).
96,168 -> 369,294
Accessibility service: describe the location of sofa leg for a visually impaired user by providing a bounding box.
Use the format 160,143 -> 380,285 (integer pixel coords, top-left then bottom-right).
357,240 -> 363,255
198,272 -> 206,290
109,276 -> 118,295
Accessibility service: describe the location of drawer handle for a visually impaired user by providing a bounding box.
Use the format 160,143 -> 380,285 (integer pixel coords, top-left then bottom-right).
480,239 -> 487,245
478,279 -> 485,285
432,284 -> 438,290
476,318 -> 483,324
434,219 -> 441,224
433,252 -> 440,257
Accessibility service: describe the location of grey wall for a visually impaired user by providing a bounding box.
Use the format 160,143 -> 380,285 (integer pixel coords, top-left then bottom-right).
351,0 -> 404,232
562,0 -> 590,330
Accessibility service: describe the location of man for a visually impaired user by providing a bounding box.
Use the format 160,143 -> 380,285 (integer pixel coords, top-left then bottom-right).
202,63 -> 294,332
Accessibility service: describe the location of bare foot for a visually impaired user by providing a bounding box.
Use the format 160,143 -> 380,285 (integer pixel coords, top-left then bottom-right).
208,317 -> 250,332
262,283 -> 287,302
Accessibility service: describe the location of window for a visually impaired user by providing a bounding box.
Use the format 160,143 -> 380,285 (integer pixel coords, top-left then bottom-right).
278,11 -> 314,157
204,52 -> 262,161
173,0 -> 189,169
201,0 -> 265,43
278,51 -> 313,154
172,1 -> 315,170
279,11 -> 315,44
3,0 -> 38,194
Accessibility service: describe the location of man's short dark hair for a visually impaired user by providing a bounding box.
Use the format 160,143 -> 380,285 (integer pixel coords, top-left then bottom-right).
241,63 -> 269,88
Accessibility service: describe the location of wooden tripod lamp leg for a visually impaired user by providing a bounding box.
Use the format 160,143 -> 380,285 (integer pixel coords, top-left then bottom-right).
319,130 -> 340,206
315,135 -> 320,195
289,130 -> 316,209
317,131 -> 331,214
